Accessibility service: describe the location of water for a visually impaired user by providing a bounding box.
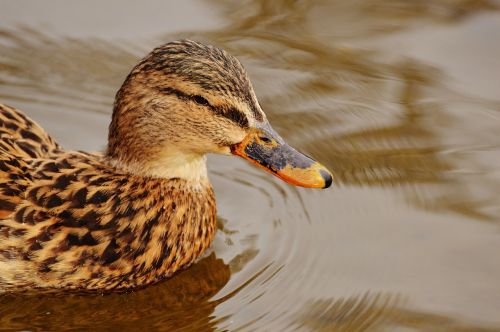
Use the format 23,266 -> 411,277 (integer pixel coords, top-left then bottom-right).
1,0 -> 500,330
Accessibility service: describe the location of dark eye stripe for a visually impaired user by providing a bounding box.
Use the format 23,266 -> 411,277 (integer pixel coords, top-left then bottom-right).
158,87 -> 249,128
212,106 -> 249,128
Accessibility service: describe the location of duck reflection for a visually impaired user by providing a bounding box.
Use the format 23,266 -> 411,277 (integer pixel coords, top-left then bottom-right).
0,253 -> 229,331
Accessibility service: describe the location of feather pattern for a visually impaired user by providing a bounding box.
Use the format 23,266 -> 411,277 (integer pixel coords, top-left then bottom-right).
0,104 -> 216,291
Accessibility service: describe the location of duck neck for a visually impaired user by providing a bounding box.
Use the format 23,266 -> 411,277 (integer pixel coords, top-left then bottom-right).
107,151 -> 209,186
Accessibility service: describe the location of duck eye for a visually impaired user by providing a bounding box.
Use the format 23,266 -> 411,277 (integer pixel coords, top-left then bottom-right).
193,95 -> 209,106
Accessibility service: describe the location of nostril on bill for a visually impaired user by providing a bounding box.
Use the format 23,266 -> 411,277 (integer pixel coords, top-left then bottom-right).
259,136 -> 271,143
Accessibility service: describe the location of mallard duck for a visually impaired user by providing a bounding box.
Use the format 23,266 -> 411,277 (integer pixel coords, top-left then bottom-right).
0,40 -> 332,291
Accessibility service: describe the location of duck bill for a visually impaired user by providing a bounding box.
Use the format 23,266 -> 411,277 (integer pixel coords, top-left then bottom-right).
230,126 -> 332,189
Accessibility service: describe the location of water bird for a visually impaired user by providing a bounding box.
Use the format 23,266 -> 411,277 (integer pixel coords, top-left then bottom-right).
0,40 -> 332,291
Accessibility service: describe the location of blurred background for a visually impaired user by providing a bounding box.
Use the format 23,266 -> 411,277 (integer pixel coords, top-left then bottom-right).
1,0 -> 500,331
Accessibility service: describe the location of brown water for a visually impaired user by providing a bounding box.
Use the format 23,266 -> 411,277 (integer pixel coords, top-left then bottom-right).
1,0 -> 500,331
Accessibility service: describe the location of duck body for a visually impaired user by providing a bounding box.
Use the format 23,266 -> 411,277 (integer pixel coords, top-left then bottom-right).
0,40 -> 331,291
0,104 -> 215,291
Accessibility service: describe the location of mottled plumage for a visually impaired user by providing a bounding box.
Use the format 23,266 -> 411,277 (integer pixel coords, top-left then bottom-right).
0,103 -> 215,291
0,40 -> 331,292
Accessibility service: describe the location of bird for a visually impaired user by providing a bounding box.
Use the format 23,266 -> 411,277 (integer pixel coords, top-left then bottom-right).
0,40 -> 332,292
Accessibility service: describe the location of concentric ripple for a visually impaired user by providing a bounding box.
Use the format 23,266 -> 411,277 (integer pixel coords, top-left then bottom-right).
1,0 -> 500,331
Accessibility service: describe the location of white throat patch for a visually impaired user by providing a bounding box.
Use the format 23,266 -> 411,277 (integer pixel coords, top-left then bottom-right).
109,152 -> 209,188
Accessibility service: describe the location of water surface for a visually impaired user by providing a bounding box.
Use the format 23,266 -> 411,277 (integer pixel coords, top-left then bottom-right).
1,0 -> 500,331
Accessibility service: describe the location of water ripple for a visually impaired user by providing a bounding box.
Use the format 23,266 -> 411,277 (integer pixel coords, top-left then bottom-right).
1,0 -> 500,330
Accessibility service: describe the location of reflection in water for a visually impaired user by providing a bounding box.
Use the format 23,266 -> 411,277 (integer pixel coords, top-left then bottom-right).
296,294 -> 400,332
1,0 -> 500,330
297,294 -> 500,332
0,254 -> 229,331
0,26 -> 140,114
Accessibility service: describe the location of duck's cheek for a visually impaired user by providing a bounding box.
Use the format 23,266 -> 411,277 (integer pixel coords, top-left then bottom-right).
206,127 -> 246,155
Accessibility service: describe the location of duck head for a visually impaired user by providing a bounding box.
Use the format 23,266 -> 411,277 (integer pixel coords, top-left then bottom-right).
107,40 -> 332,189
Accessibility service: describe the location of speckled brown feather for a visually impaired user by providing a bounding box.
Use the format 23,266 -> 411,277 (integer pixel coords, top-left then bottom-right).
0,104 -> 61,219
0,104 -> 216,291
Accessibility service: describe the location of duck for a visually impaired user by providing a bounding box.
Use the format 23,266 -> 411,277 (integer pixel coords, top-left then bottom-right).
0,40 -> 332,292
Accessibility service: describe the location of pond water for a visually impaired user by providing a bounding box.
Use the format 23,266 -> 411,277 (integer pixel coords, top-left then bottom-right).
1,0 -> 500,331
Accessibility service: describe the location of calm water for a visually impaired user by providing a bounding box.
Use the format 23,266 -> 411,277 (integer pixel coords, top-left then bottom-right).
1,0 -> 500,331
